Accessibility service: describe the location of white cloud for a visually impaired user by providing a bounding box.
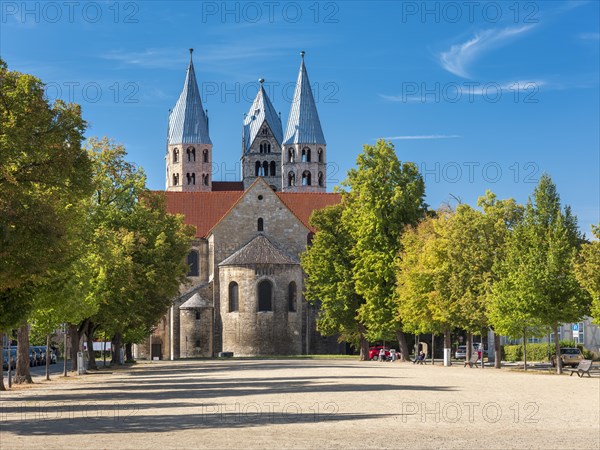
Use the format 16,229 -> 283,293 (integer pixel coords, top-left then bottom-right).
382,135 -> 461,140
578,32 -> 600,40
439,25 -> 536,78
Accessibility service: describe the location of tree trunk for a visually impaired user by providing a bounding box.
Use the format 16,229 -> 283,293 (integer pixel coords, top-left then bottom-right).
1,335 -> 6,391
45,334 -> 50,381
431,333 -> 435,365
443,328 -> 452,366
466,332 -> 472,361
111,332 -> 122,365
395,330 -> 410,362
494,333 -> 501,369
358,324 -> 369,361
86,321 -> 97,370
15,323 -> 32,384
553,322 -> 562,375
125,343 -> 133,362
69,324 -> 80,372
523,328 -> 528,371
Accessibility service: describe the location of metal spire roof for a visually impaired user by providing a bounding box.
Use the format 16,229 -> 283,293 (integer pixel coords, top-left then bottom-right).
283,52 -> 326,146
168,49 -> 212,145
242,79 -> 283,153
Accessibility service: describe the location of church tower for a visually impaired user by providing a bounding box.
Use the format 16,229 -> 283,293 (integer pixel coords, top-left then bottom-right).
241,79 -> 283,191
282,51 -> 327,192
166,49 -> 212,192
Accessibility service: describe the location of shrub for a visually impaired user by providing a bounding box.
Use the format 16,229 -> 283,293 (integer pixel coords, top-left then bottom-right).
501,343 -> 552,361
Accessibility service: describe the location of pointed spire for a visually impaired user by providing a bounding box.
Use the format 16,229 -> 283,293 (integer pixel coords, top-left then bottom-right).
283,51 -> 326,146
242,79 -> 283,152
168,50 -> 211,145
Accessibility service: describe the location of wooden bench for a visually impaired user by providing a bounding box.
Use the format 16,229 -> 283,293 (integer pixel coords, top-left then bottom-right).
464,353 -> 479,368
568,359 -> 593,378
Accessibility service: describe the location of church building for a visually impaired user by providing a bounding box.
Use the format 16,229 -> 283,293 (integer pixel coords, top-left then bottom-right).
134,50 -> 344,359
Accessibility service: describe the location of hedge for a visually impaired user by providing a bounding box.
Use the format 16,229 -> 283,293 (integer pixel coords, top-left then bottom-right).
501,340 -> 597,361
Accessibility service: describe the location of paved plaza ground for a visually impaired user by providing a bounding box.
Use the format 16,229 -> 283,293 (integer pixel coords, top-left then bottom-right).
0,358 -> 598,449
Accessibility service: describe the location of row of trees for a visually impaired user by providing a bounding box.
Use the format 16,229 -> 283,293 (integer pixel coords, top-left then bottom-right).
302,140 -> 599,374
0,60 -> 194,389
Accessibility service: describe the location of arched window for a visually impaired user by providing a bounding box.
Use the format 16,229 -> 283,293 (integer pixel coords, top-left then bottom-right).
288,148 -> 294,162
203,149 -> 209,163
288,281 -> 297,312
288,171 -> 295,187
318,148 -> 323,162
191,173 -> 196,185
318,171 -> 324,187
229,282 -> 239,312
262,161 -> 269,176
186,173 -> 191,185
187,147 -> 196,162
302,171 -> 311,186
203,174 -> 209,186
260,141 -> 271,154
302,147 -> 311,162
262,127 -> 269,136
270,161 -> 276,176
255,161 -> 261,176
195,311 -> 201,320
173,148 -> 179,163
258,218 -> 263,232
173,173 -> 179,186
187,251 -> 199,277
258,280 -> 272,311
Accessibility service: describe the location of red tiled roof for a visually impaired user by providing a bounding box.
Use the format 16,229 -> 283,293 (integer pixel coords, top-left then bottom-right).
211,181 -> 244,191
277,192 -> 342,231
161,189 -> 341,238
162,191 -> 244,238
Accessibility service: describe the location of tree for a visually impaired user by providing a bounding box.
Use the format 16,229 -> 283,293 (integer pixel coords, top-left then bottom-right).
489,175 -> 588,373
79,138 -> 194,365
574,225 -> 600,323
0,59 -> 92,301
301,203 -> 370,359
340,140 -> 427,359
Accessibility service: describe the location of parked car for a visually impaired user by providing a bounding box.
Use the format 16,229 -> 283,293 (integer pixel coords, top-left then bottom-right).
32,346 -> 47,365
550,348 -> 584,367
368,346 -> 393,361
2,349 -> 16,370
455,344 -> 487,359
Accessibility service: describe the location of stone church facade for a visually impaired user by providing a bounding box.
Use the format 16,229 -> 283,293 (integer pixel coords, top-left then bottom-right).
134,50 -> 345,359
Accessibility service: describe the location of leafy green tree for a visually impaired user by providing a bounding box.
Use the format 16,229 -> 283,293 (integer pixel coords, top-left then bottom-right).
489,175 -> 588,373
340,140 -> 427,359
574,225 -> 600,323
301,203 -> 370,359
0,59 -> 92,300
80,138 -> 193,366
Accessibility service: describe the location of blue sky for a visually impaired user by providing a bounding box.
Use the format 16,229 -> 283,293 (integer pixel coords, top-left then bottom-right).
2,1 -> 599,235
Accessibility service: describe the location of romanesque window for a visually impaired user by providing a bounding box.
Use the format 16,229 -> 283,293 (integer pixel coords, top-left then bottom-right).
260,141 -> 271,153
195,311 -> 200,320
173,148 -> 179,163
288,148 -> 294,162
229,282 -> 239,312
203,174 -> 209,186
288,281 -> 297,312
187,147 -> 196,162
318,148 -> 323,162
255,161 -> 261,176
270,161 -> 276,176
288,171 -> 295,187
187,251 -> 199,277
262,127 -> 269,136
258,218 -> 264,232
302,147 -> 311,162
195,339 -> 201,347
262,161 -> 269,177
187,173 -> 196,185
318,171 -> 324,187
258,280 -> 272,312
192,173 -> 196,185
203,149 -> 209,163
173,173 -> 179,186
302,171 -> 311,186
